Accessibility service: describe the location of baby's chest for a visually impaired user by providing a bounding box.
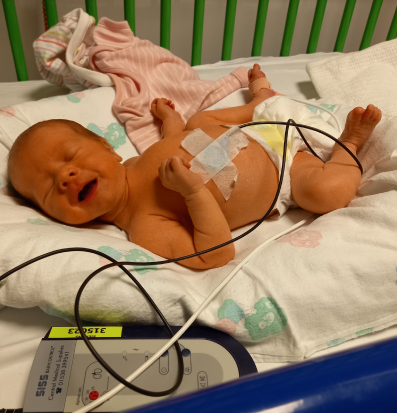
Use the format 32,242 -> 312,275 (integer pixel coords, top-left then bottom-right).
136,135 -> 277,227
174,135 -> 271,186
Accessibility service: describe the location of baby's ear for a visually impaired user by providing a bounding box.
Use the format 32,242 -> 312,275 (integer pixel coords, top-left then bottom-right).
100,138 -> 122,162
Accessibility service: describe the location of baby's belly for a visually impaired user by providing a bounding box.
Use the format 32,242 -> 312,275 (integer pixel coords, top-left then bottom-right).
177,131 -> 279,230
208,137 -> 279,229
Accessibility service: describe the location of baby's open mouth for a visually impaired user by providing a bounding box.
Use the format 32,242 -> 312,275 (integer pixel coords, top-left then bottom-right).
78,179 -> 97,202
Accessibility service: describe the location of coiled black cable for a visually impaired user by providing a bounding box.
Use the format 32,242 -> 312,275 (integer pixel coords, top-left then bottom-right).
0,120 -> 363,397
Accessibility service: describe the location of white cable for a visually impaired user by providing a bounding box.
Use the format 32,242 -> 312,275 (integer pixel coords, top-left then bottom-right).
73,214 -> 313,413
289,97 -> 342,134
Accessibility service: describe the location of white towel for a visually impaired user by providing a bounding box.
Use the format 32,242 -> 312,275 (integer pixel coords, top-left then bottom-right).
306,39 -> 397,117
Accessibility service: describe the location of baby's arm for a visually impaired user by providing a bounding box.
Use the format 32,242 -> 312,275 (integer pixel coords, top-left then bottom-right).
151,98 -> 185,138
138,156 -> 234,269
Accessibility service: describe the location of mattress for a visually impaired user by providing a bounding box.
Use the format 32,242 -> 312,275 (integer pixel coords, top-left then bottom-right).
2,52 -> 397,409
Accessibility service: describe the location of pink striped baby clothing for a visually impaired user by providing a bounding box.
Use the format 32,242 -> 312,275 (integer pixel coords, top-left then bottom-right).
90,18 -> 249,153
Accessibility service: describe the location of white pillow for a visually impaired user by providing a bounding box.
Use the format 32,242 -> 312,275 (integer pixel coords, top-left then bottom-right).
0,86 -> 139,311
0,86 -> 139,163
306,39 -> 397,117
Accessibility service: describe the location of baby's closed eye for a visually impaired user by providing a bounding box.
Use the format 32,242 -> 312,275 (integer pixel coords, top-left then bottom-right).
65,149 -> 78,161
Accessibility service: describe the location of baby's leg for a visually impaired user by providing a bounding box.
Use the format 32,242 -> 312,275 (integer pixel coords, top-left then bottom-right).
290,104 -> 382,214
185,64 -> 277,130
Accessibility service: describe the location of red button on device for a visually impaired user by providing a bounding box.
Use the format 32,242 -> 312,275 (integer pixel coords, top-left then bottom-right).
89,390 -> 99,400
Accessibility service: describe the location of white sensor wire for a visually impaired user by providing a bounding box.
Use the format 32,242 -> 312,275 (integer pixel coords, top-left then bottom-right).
73,215 -> 313,413
289,97 -> 342,134
74,96 -> 338,412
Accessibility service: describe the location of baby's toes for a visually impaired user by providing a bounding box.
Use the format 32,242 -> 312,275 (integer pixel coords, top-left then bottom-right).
250,64 -> 265,79
371,106 -> 382,122
361,104 -> 376,120
361,105 -> 381,125
349,107 -> 365,123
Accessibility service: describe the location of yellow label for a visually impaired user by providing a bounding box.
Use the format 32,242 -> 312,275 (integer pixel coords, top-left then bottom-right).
49,326 -> 123,339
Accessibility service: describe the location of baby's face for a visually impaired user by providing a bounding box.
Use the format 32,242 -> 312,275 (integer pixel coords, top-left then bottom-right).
11,124 -> 126,225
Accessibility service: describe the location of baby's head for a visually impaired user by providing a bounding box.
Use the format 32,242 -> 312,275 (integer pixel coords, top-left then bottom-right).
8,119 -> 126,225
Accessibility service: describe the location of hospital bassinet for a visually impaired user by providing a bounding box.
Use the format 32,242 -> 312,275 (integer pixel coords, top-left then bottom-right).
1,0 -> 397,411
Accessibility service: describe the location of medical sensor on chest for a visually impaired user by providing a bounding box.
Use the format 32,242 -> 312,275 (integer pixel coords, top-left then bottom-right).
182,126 -> 249,200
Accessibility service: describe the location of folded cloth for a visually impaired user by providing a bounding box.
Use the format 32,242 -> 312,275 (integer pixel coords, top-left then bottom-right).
34,9 -> 248,153
33,8 -> 113,91
306,39 -> 397,117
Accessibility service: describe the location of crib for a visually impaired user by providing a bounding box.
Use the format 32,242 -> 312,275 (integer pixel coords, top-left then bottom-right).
3,0 -> 397,81
1,1 -> 397,412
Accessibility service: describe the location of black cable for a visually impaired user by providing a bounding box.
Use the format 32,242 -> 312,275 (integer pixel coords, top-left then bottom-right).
68,118 -> 295,399
74,260 -> 184,397
239,120 -> 363,174
0,120 -> 363,399
0,248 -> 184,397
288,120 -> 324,162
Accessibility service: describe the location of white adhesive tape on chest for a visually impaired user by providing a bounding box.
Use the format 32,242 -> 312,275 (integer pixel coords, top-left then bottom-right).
181,126 -> 249,200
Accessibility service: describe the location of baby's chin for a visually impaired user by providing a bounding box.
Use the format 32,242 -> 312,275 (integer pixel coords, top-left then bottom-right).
52,210 -> 97,226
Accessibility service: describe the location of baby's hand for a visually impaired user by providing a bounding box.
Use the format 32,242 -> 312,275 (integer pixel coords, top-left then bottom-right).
158,156 -> 204,197
151,98 -> 180,121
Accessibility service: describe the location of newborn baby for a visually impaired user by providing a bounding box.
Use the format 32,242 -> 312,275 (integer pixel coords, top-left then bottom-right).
8,64 -> 382,269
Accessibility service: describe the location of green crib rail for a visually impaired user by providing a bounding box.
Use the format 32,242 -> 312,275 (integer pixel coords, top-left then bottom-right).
334,0 -> 356,52
252,0 -> 269,56
192,0 -> 205,66
2,0 -> 397,81
2,0 -> 28,81
360,0 -> 383,50
161,0 -> 171,50
280,0 -> 300,56
222,0 -> 238,61
85,0 -> 98,25
43,0 -> 58,29
307,0 -> 327,54
124,0 -> 136,34
387,6 -> 397,41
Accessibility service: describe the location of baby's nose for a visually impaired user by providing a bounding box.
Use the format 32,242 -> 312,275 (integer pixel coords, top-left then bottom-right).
59,167 -> 79,189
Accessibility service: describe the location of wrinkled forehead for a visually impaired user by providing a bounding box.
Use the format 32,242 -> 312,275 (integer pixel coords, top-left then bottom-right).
9,124 -> 83,191
28,122 -> 82,147
16,123 -> 89,160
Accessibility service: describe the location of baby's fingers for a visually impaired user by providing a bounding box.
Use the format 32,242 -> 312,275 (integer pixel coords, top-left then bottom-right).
151,98 -> 160,113
159,156 -> 178,178
170,156 -> 193,172
166,100 -> 175,110
158,157 -> 172,178
158,158 -> 166,178
169,156 -> 185,174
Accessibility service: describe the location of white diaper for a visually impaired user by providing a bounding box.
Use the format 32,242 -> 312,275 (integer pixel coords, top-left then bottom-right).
243,96 -> 340,217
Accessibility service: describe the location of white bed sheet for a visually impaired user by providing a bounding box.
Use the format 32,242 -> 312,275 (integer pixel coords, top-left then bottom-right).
2,52 -> 397,409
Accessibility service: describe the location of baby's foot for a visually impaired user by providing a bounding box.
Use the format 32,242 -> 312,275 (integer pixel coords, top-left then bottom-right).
248,64 -> 276,101
339,104 -> 382,152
